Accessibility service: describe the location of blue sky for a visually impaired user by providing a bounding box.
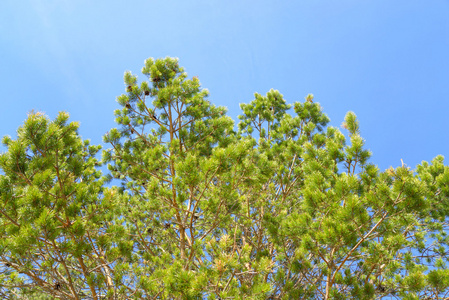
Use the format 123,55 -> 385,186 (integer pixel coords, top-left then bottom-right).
0,0 -> 448,171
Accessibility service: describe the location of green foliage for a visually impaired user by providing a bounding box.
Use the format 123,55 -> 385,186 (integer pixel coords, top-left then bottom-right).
1,57 -> 449,299
0,112 -> 124,299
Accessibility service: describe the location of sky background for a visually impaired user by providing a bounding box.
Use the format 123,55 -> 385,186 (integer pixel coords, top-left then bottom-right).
0,0 -> 448,171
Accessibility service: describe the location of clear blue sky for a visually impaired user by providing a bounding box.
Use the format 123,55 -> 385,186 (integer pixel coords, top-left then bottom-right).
1,0 -> 448,171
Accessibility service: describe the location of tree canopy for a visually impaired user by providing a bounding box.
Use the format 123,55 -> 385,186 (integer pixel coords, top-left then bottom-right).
1,57 -> 449,299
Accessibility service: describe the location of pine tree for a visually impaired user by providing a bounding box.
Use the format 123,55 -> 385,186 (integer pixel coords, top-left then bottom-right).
1,57 -> 449,299
102,57 -> 264,298
0,112 -> 124,299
